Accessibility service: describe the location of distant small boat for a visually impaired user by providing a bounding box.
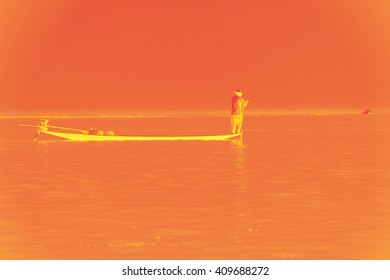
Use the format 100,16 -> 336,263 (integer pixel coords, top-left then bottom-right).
361,109 -> 372,115
40,130 -> 241,141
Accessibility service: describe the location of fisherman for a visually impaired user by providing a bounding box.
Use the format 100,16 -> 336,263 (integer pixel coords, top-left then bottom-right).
231,89 -> 249,134
37,119 -> 49,130
34,119 -> 48,141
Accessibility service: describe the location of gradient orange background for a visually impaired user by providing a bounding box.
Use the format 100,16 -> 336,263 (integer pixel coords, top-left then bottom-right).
1,0 -> 389,113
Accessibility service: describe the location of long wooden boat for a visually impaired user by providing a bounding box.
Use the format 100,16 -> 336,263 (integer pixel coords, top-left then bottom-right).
20,120 -> 241,141
41,130 -> 241,141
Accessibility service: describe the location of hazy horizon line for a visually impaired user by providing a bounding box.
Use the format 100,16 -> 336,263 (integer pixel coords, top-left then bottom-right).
0,108 -> 387,119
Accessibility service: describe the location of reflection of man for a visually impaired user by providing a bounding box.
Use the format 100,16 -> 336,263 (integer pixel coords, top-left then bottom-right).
231,89 -> 249,134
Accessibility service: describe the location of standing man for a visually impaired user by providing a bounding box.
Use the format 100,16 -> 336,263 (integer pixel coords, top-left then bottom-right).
34,119 -> 49,141
231,89 -> 249,134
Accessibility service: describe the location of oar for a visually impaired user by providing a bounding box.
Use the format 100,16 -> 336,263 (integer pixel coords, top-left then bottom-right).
18,124 -> 43,141
239,99 -> 249,140
240,109 -> 244,140
44,125 -> 88,134
33,130 -> 40,141
19,124 -> 40,128
19,124 -> 88,134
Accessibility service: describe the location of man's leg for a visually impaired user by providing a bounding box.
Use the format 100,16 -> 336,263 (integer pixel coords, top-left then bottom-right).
231,115 -> 237,133
236,114 -> 243,133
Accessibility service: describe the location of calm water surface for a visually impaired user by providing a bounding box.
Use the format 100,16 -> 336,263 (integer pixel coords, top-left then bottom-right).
0,115 -> 389,259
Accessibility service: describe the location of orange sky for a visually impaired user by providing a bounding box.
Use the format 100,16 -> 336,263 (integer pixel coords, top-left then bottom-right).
1,0 -> 389,113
